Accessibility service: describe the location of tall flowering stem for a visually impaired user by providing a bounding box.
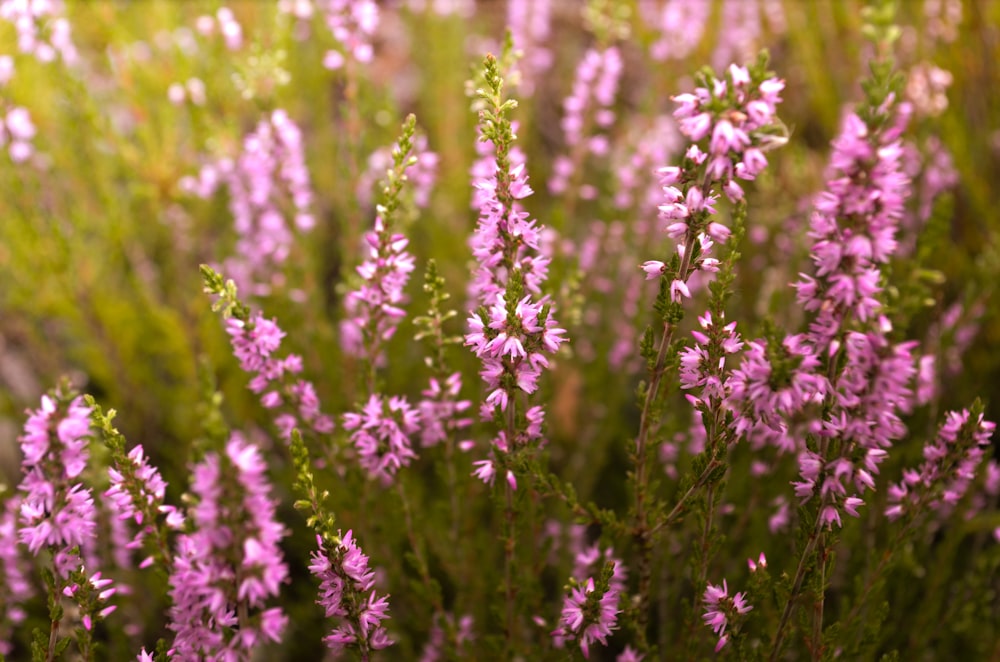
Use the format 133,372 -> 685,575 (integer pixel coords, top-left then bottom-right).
834,404 -> 996,648
767,4 -> 911,657
414,260 -> 474,544
87,399 -> 182,572
290,433 -> 393,660
202,265 -> 335,442
341,115 -> 426,485
14,387 -> 117,661
342,114 -> 420,393
632,55 -> 785,641
167,434 -> 289,660
465,52 -> 567,653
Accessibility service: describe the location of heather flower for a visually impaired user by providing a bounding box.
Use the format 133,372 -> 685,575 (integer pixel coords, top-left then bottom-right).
309,529 -> 393,655
885,409 -> 996,521
702,579 -> 752,652
0,0 -> 79,64
643,61 -> 785,305
223,311 -> 334,440
466,55 -> 567,486
340,214 -> 417,361
551,570 -> 621,659
17,394 -> 97,561
2,105 -> 36,163
417,372 -> 473,448
507,0 -> 553,96
104,442 -> 184,570
549,46 -> 624,196
343,395 -> 420,483
315,0 -> 379,69
195,7 -> 243,50
184,110 -> 315,297
168,434 -> 289,658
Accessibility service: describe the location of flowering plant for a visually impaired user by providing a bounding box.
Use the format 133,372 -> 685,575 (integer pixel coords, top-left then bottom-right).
0,0 -> 998,660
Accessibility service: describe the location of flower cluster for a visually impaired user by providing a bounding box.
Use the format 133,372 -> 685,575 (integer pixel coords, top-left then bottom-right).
549,46 -> 624,197
507,0 -> 553,96
226,312 -> 334,440
417,372 -> 473,448
343,394 -> 420,483
465,55 -> 567,486
551,556 -> 623,659
886,409 -> 996,521
309,529 -> 392,654
679,311 -> 744,411
183,110 -> 315,297
727,334 -> 826,452
466,131 -> 551,304
794,109 -> 910,349
702,579 -> 753,652
16,394 -> 96,565
318,0 -> 379,70
0,0 -> 78,64
105,444 -> 184,568
168,434 -> 289,658
643,62 -> 784,303
340,214 -> 417,360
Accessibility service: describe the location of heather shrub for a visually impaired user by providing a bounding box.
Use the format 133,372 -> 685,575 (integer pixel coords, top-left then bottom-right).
0,1 -> 998,660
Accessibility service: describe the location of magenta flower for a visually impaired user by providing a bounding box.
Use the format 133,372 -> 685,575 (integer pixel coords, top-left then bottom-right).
886,409 -> 996,521
552,574 -> 621,659
16,394 -> 97,561
225,312 -> 334,440
309,530 -> 393,655
183,110 -> 315,297
702,579 -> 753,652
343,395 -> 420,483
168,434 -> 289,658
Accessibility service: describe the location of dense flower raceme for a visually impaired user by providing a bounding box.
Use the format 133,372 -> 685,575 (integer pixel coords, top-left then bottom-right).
226,312 -> 335,441
549,45 -> 624,197
793,107 -> 911,350
0,0 -> 78,64
679,311 -> 745,412
343,394 -> 421,483
14,393 -> 119,635
702,579 -> 753,652
643,63 -> 784,302
340,214 -> 417,361
309,529 -> 392,654
168,434 -> 289,659
506,0 -> 552,96
17,394 -> 96,565
104,444 -> 184,569
465,71 -> 567,483
885,409 -> 996,521
182,109 -> 316,298
417,372 -> 473,448
551,550 -> 624,659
